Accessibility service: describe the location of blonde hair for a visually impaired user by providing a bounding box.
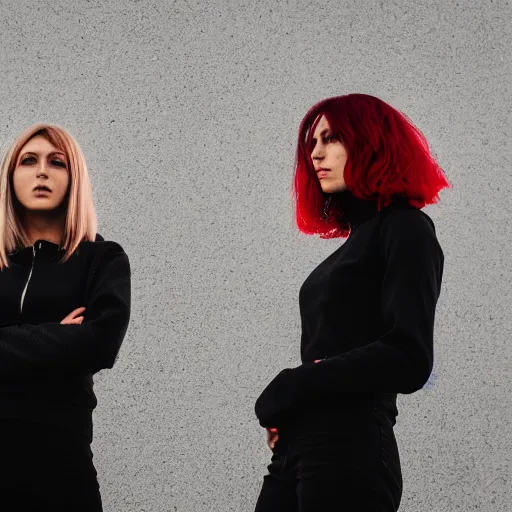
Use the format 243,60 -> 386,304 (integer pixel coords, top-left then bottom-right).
0,123 -> 97,269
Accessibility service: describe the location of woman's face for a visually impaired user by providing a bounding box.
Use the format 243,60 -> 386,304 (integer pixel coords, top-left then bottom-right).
310,115 -> 348,194
12,135 -> 70,214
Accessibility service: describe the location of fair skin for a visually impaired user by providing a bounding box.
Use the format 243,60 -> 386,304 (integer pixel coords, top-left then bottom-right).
12,135 -> 86,325
265,116 -> 345,450
310,115 -> 348,194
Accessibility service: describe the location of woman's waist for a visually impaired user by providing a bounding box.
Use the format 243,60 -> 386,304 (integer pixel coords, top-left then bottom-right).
0,397 -> 94,442
0,375 -> 96,406
278,393 -> 397,437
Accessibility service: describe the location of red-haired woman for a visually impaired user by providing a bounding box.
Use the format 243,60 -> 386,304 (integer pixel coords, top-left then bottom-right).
254,94 -> 449,511
0,124 -> 131,511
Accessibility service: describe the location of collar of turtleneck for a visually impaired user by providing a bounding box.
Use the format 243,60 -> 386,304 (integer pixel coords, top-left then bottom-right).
332,190 -> 411,230
7,233 -> 105,261
9,239 -> 64,256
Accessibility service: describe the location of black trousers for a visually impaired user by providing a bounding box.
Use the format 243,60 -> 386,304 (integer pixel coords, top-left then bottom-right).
0,418 -> 103,512
254,405 -> 403,512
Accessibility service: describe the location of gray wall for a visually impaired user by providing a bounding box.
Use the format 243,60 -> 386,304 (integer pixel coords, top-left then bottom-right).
1,0 -> 510,510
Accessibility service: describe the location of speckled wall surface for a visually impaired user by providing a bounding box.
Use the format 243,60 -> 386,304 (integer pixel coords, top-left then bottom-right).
1,0 -> 510,510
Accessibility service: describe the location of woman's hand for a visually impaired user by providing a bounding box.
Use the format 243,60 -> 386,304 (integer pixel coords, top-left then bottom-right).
256,361 -> 323,427
266,427 -> 279,451
262,363 -> 321,449
60,307 -> 86,325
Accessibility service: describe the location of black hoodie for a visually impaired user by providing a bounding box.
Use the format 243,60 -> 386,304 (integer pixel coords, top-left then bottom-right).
0,234 -> 131,442
254,194 -> 444,430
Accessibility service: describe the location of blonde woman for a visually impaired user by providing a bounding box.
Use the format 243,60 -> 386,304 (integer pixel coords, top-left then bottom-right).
0,124 -> 131,511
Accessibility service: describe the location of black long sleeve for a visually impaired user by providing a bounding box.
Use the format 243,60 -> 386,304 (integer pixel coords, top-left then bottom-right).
0,250 -> 130,376
255,206 -> 444,428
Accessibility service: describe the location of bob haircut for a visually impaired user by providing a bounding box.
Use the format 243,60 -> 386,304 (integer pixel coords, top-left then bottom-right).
0,123 -> 97,269
294,94 -> 451,238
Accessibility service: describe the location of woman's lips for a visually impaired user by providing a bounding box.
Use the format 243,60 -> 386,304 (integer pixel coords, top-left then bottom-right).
317,170 -> 329,179
34,189 -> 51,196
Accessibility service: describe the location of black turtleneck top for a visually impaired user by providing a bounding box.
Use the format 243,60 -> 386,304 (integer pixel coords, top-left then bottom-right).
0,234 -> 131,442
255,193 -> 444,430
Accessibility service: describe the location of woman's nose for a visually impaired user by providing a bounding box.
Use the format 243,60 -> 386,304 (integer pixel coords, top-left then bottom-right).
311,143 -> 323,161
36,161 -> 48,177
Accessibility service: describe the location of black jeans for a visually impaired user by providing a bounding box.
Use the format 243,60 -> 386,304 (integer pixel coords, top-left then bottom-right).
0,419 -> 103,512
254,404 -> 403,512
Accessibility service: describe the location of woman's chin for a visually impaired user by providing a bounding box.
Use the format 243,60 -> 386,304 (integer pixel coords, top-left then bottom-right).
321,183 -> 347,194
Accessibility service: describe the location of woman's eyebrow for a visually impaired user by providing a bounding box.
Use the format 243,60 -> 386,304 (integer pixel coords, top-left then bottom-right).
312,128 -> 331,140
20,150 -> 66,158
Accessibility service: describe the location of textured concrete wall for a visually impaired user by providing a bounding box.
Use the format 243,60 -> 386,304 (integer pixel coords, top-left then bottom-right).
1,0 -> 510,510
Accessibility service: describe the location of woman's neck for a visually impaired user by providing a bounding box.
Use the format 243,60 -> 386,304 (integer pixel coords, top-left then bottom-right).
22,212 -> 66,246
334,190 -> 379,228
333,190 -> 410,229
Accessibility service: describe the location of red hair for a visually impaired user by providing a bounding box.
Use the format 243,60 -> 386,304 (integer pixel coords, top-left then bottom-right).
293,94 -> 451,238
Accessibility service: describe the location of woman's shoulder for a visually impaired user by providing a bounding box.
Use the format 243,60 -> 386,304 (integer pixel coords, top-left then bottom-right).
380,203 -> 437,235
374,204 -> 443,255
80,233 -> 128,261
78,235 -> 130,284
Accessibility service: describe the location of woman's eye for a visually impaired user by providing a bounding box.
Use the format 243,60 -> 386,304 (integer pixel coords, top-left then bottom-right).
51,160 -> 67,168
20,157 -> 36,165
